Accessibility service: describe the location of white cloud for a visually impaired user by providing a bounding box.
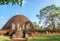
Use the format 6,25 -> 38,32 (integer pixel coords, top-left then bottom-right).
22,0 -> 27,6
19,0 -> 27,6
0,16 -> 7,29
0,16 -> 7,22
15,13 -> 20,15
0,16 -> 5,20
15,12 -> 24,15
0,16 -> 7,23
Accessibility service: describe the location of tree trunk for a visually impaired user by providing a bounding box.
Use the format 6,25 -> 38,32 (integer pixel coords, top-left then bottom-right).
51,18 -> 55,30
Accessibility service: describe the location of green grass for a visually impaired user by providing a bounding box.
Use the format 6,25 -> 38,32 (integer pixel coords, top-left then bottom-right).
0,36 -> 13,41
27,34 -> 60,41
0,34 -> 60,41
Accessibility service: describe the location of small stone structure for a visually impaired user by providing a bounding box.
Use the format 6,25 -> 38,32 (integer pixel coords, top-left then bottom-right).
1,15 -> 34,38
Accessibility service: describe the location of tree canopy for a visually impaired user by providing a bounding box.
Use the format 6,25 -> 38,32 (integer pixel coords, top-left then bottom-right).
0,0 -> 23,6
36,5 -> 60,30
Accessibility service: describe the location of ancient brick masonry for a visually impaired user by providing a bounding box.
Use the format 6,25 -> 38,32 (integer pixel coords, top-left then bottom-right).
1,15 -> 34,39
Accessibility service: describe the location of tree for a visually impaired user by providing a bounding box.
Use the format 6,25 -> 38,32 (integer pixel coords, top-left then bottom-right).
46,24 -> 53,30
32,22 -> 40,30
36,5 -> 60,30
0,0 -> 23,6
57,22 -> 60,30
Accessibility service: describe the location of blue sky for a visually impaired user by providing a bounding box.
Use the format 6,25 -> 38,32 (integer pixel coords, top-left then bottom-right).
0,0 -> 60,29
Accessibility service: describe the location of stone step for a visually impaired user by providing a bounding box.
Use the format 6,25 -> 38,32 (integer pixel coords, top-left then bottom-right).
13,38 -> 26,41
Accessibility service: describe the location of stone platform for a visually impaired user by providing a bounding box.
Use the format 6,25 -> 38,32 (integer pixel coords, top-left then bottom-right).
13,38 -> 26,41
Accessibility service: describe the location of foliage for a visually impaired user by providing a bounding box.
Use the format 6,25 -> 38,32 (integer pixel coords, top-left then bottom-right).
32,22 -> 43,30
33,22 -> 39,29
0,0 -> 23,6
36,5 -> 60,30
46,24 -> 53,30
56,22 -> 60,30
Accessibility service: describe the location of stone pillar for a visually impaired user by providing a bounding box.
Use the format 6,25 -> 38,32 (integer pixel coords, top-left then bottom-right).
23,23 -> 25,30
17,23 -> 20,31
12,23 -> 15,30
26,23 -> 30,29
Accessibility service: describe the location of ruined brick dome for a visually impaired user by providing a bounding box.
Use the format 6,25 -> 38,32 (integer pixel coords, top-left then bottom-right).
2,15 -> 34,30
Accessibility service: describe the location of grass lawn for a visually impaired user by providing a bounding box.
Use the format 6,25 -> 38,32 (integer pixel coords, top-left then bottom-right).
0,34 -> 60,41
27,34 -> 60,41
0,36 -> 13,41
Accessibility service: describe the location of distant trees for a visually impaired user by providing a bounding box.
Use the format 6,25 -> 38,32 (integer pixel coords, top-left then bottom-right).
32,22 -> 43,30
0,0 -> 23,6
46,24 -> 53,30
57,22 -> 60,30
36,5 -> 60,30
33,22 -> 39,29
